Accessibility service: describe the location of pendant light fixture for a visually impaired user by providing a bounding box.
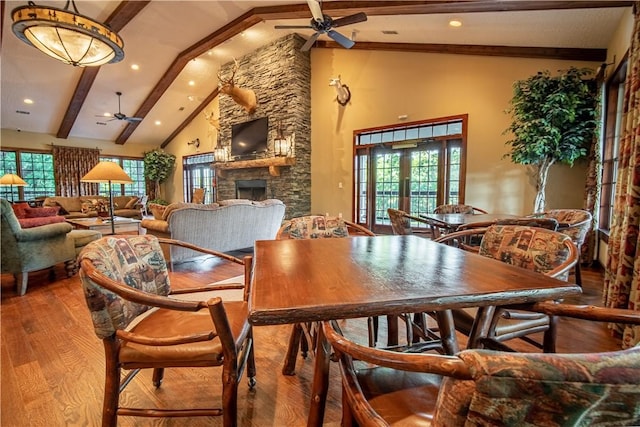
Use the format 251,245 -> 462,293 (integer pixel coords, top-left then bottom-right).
11,1 -> 124,67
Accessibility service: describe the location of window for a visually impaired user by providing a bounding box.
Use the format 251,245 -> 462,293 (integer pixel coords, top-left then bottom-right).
0,150 -> 55,201
99,156 -> 146,197
354,115 -> 467,233
183,153 -> 215,203
599,59 -> 627,236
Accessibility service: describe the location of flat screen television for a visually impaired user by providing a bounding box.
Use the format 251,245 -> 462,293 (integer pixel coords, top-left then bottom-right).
231,117 -> 269,158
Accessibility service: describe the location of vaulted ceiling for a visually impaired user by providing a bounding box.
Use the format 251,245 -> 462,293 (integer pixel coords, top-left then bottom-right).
1,1 -> 632,148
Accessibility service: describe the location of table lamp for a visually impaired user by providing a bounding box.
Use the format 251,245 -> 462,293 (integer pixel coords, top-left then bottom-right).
81,161 -> 132,235
0,173 -> 28,202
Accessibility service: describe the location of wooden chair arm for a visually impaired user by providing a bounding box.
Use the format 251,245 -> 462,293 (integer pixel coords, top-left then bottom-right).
170,283 -> 245,295
513,302 -> 640,324
322,321 -> 471,379
116,329 -> 216,346
156,237 -> 244,265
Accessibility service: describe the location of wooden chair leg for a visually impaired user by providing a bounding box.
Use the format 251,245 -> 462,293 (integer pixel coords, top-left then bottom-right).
543,315 -> 557,353
102,339 -> 120,427
152,368 -> 164,387
574,263 -> 582,287
222,362 -> 239,427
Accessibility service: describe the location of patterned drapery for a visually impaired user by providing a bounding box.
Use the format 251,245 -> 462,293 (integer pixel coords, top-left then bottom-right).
603,3 -> 640,349
52,146 -> 100,196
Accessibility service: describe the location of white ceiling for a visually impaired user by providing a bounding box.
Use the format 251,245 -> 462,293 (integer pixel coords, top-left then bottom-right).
0,1 -> 630,147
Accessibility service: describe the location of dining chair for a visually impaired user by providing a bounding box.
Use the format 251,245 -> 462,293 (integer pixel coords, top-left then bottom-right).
191,187 -> 206,204
276,214 -> 378,375
530,209 -> 592,286
78,235 -> 256,427
434,224 -> 578,352
322,303 -> 640,427
433,204 -> 488,214
386,208 -> 433,237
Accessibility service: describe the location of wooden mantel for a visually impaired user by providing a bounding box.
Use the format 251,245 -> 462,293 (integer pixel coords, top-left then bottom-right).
214,156 -> 296,178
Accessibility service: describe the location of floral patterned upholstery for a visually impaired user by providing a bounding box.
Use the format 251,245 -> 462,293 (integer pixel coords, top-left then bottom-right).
479,224 -> 573,280
286,215 -> 349,239
434,345 -> 640,426
79,235 -> 170,339
538,209 -> 592,247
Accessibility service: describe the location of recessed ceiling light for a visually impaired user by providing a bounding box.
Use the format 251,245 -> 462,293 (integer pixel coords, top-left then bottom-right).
23,98 -> 33,104
103,112 -> 111,117
131,64 -> 139,70
449,19 -> 462,28
155,120 -> 161,126
188,80 -> 195,86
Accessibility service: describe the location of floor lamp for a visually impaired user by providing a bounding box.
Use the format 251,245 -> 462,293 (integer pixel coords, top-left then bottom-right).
0,173 -> 28,202
81,161 -> 132,235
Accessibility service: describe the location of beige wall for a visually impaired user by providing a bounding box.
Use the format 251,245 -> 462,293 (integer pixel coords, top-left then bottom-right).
163,98 -> 219,204
309,50 -> 601,218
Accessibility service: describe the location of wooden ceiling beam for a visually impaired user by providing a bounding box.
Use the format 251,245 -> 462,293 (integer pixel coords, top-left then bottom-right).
56,1 -> 150,139
315,41 -> 607,62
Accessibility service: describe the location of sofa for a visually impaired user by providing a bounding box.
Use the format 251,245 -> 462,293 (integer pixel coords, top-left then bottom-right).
141,199 -> 286,263
10,202 -> 66,228
42,195 -> 143,219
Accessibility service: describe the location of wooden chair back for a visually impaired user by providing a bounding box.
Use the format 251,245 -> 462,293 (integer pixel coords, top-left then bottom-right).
387,208 -> 432,237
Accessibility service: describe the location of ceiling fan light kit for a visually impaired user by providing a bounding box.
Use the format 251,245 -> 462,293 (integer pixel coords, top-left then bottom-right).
11,0 -> 124,67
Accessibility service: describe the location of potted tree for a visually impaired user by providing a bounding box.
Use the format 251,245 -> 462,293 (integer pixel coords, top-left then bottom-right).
504,67 -> 599,212
143,149 -> 176,204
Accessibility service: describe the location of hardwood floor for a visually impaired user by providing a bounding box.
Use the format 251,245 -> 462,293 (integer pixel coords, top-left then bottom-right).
1,259 -> 622,426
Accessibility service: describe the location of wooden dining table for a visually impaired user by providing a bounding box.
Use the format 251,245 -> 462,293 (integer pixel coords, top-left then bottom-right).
420,212 -> 519,233
249,235 -> 581,427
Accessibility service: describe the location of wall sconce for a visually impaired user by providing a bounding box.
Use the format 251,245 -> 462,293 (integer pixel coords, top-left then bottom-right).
273,120 -> 293,157
329,75 -> 351,106
187,138 -> 200,150
214,145 -> 229,163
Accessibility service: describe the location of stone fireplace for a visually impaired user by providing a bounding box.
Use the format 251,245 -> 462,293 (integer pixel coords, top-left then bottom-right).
236,179 -> 266,201
214,34 -> 311,219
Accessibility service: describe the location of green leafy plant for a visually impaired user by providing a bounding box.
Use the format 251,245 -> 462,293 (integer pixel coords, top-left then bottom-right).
504,67 -> 599,212
143,149 -> 176,201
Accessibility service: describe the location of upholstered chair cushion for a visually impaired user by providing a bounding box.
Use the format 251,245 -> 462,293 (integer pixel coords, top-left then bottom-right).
435,346 -> 640,426
288,215 -> 349,239
11,202 -> 31,218
434,204 -> 475,214
79,235 -> 171,339
148,203 -> 167,220
479,225 -> 572,280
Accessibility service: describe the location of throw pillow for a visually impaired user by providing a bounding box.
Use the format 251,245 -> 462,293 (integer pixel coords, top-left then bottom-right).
23,206 -> 60,218
149,204 -> 167,220
81,201 -> 97,214
124,197 -> 139,209
11,202 -> 31,219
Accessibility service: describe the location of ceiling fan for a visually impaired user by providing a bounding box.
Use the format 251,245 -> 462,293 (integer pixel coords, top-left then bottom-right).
100,92 -> 143,123
275,0 -> 367,51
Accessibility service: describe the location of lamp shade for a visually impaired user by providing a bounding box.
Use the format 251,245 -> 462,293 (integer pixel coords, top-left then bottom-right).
0,173 -> 28,186
11,2 -> 124,67
81,162 -> 132,184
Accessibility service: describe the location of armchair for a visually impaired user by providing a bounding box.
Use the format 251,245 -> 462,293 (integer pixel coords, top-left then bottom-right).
323,303 -> 640,427
1,198 -> 76,295
78,235 -> 256,426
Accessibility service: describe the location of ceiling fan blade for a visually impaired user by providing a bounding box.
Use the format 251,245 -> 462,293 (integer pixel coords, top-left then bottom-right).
332,12 -> 367,27
307,0 -> 324,23
125,117 -> 143,122
275,24 -> 313,30
301,32 -> 320,51
327,30 -> 355,49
